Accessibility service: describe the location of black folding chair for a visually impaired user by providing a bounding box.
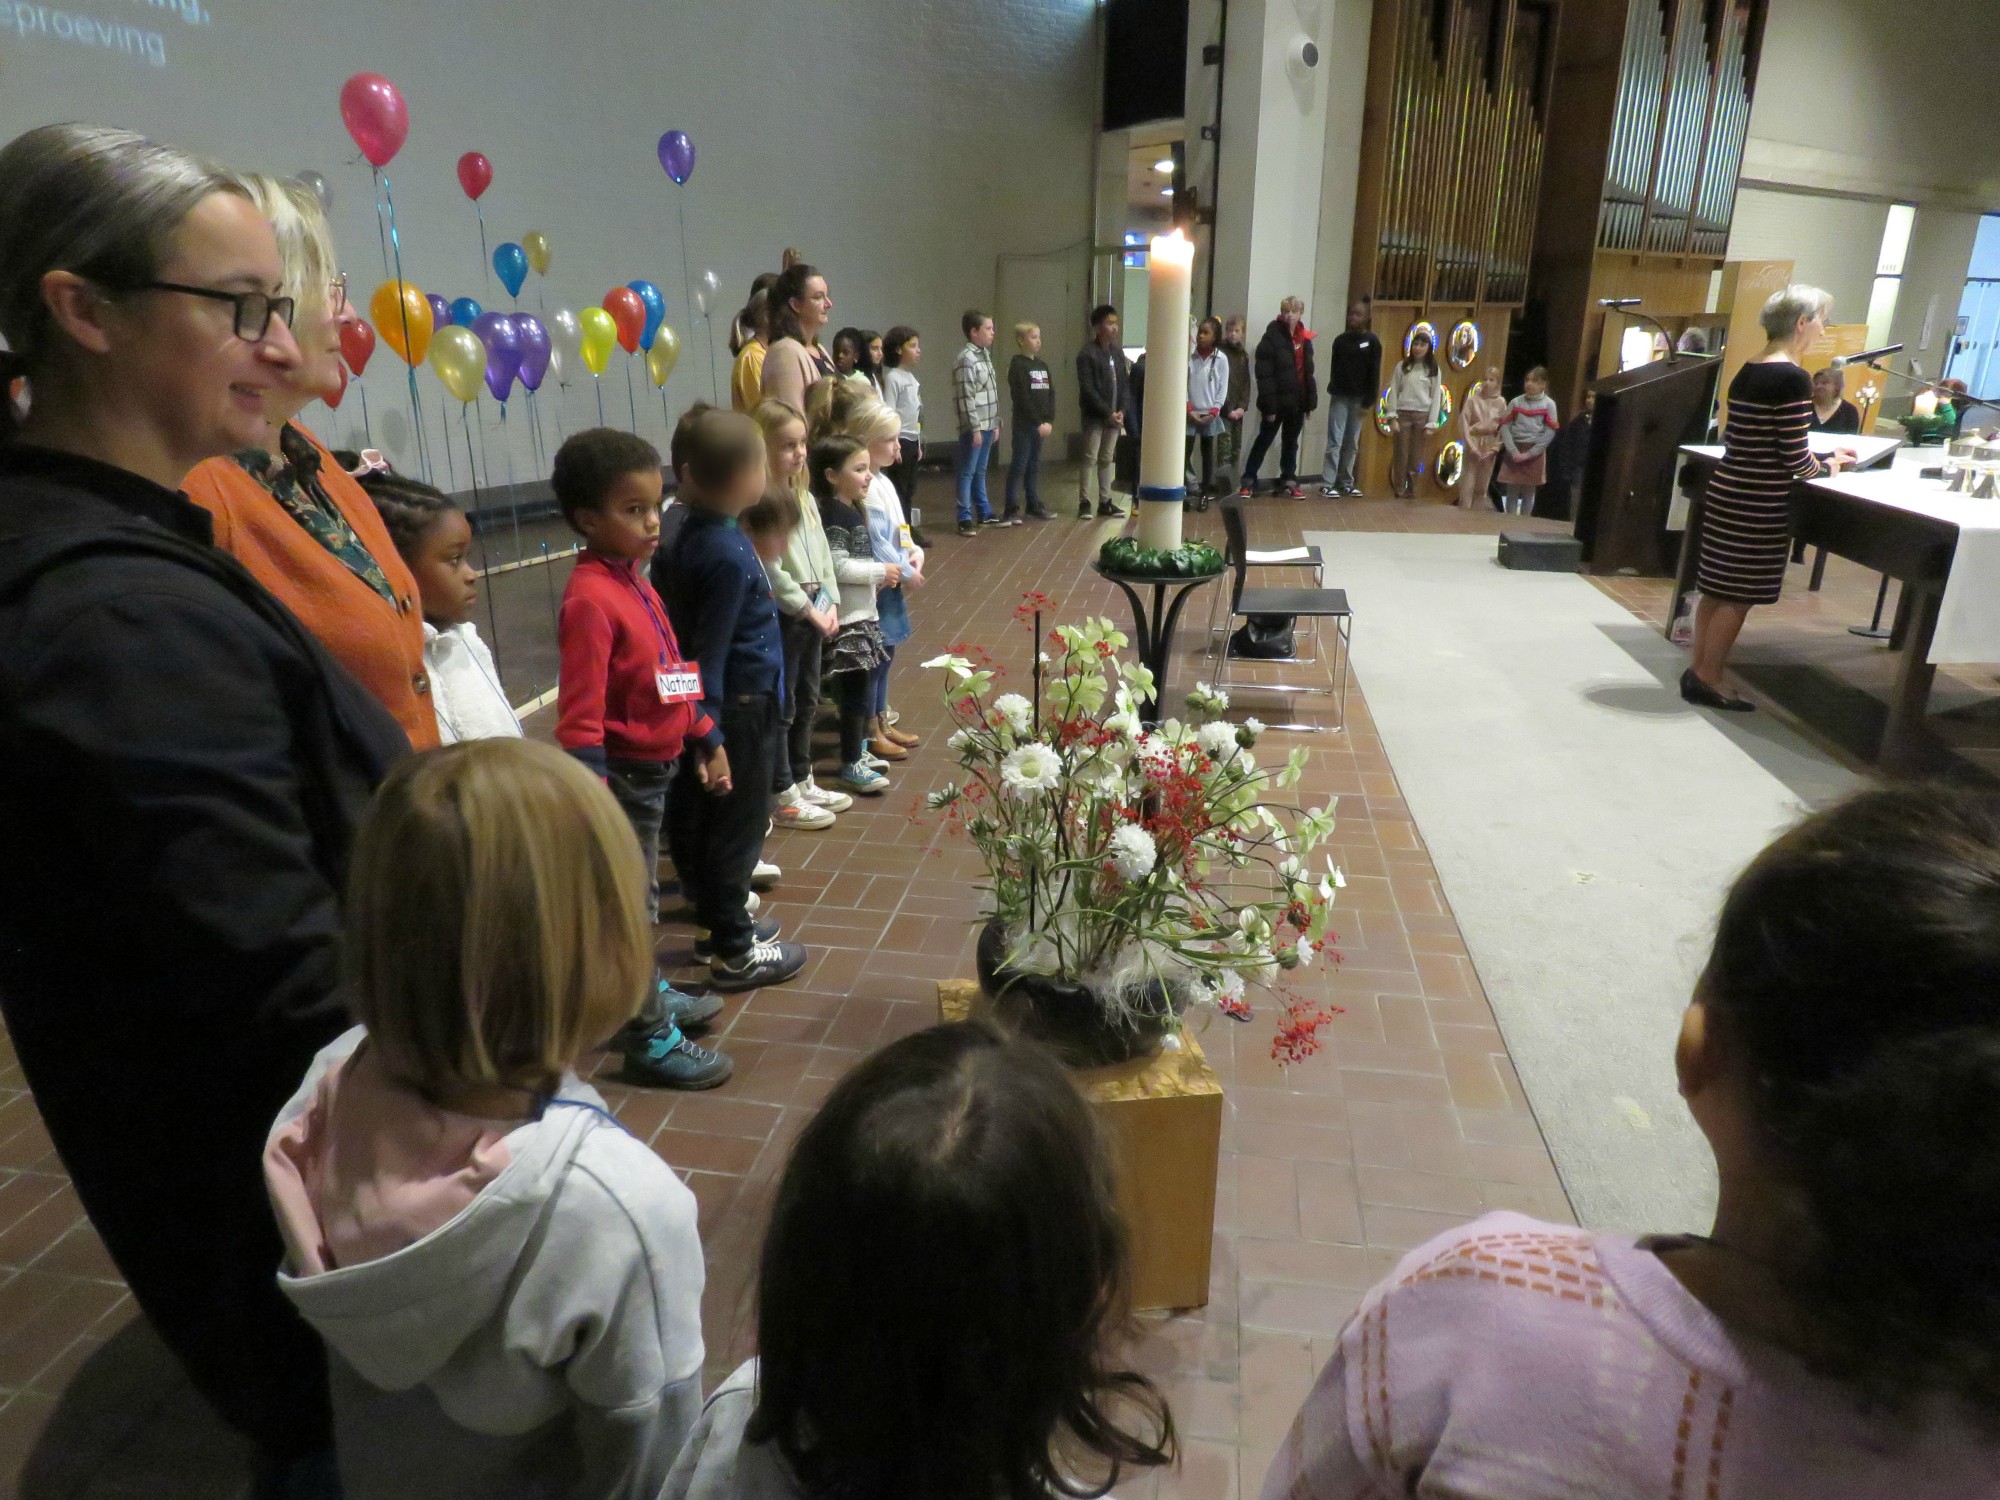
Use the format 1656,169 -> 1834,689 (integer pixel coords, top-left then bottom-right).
1209,500 -> 1350,731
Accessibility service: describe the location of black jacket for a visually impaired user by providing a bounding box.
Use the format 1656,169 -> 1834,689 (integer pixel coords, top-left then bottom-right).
1076,338 -> 1131,423
1253,318 -> 1317,418
1008,354 -> 1055,427
0,445 -> 407,1458
1325,328 -> 1386,400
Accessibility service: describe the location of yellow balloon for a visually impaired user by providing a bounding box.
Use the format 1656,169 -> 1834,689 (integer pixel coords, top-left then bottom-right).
369,279 -> 432,367
523,230 -> 553,277
579,306 -> 616,376
429,325 -> 486,404
646,326 -> 681,387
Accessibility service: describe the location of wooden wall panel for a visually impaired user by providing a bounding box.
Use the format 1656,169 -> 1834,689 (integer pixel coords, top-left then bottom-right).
1355,303 -> 1514,502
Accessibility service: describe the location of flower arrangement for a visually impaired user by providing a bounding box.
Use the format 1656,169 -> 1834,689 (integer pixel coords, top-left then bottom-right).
924,597 -> 1343,1063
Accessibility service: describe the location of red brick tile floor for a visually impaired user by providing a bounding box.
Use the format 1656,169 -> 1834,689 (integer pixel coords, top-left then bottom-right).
19,470 -> 1975,1497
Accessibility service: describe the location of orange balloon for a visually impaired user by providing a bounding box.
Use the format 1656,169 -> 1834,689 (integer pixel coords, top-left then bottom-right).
369,279 -> 433,367
603,287 -> 644,355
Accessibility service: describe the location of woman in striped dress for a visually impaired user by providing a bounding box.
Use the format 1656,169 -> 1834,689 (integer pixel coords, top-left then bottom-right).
1683,285 -> 1850,712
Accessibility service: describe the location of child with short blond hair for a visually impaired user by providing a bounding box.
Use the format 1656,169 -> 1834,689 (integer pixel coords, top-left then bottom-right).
849,400 -> 924,759
1004,322 -> 1055,522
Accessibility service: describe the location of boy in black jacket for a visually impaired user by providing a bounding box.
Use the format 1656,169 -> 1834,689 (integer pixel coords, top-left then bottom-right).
1238,296 -> 1317,499
1320,300 -> 1383,497
1004,322 -> 1055,522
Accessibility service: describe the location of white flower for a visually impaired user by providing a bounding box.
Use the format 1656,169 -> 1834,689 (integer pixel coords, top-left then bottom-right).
1278,856 -> 1303,881
1135,733 -> 1176,783
947,728 -> 976,752
1208,969 -> 1249,1016
1242,716 -> 1266,741
993,693 -> 1034,734
1103,710 -> 1141,742
999,743 -> 1062,798
1107,824 -> 1158,882
1196,721 -> 1240,760
925,785 -> 960,810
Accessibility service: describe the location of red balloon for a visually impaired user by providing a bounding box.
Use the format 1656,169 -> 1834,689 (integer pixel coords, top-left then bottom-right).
339,73 -> 409,168
340,318 -> 377,377
456,151 -> 493,202
603,287 -> 645,355
324,362 -> 349,410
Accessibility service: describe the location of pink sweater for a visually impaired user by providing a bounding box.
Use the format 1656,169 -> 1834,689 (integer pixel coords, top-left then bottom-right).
1261,1213 -> 1999,1499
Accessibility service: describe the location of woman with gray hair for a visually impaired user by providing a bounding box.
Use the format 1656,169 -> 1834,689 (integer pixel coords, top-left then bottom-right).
1682,284 -> 1850,712
0,124 -> 407,1495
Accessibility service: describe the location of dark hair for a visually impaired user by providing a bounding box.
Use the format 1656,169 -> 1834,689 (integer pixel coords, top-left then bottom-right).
747,1022 -> 1175,1499
807,432 -> 868,507
1399,330 -> 1438,378
359,469 -> 460,560
882,325 -> 920,368
669,403 -> 765,493
1196,316 -> 1222,345
1703,782 -> 2000,1429
961,308 -> 989,338
731,287 -> 770,357
1089,303 -> 1118,329
830,326 -> 864,371
550,427 -> 661,526
769,263 -> 824,345
741,483 -> 801,540
1812,365 -> 1844,388
856,328 -> 883,387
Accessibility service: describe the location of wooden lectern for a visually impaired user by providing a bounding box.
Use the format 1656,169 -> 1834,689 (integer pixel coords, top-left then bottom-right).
1574,355 -> 1720,576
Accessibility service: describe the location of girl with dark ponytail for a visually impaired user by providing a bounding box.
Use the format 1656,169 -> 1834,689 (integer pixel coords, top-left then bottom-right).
1265,782 -> 2000,1498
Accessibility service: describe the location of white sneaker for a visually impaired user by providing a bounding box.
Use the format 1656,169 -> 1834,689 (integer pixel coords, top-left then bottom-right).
747,890 -> 761,914
772,785 -> 835,830
883,708 -> 901,727
862,750 -> 890,772
837,760 -> 891,795
752,860 -> 781,890
797,779 -> 854,812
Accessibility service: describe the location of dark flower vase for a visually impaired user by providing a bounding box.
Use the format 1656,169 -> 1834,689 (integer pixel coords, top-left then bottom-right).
975,919 -> 1181,1069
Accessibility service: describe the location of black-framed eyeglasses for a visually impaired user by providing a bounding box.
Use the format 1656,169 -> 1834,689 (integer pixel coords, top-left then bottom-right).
130,282 -> 296,342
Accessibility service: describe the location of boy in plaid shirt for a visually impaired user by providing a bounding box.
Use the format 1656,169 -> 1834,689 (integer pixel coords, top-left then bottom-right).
952,309 -> 1000,536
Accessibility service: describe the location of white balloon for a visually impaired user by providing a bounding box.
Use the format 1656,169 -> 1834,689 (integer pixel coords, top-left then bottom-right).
548,307 -> 584,366
549,346 -> 570,388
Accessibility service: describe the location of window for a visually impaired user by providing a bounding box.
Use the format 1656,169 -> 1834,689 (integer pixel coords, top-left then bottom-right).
1866,203 -> 1916,347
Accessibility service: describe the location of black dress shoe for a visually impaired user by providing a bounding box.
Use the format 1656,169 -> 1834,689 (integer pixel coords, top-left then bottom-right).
1680,669 -> 1755,713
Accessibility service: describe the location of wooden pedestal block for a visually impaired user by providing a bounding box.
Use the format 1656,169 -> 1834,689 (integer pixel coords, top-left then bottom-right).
938,980 -> 1223,1312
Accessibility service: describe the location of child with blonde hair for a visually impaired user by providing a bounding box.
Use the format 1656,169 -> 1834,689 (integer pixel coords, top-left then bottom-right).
265,739 -> 706,1500
848,400 -> 924,759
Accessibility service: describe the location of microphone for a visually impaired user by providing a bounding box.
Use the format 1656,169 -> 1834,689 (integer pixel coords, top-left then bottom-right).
1830,342 -> 1905,370
1598,297 -> 1641,308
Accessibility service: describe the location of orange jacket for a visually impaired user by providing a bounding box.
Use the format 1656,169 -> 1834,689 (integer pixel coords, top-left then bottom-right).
184,424 -> 439,750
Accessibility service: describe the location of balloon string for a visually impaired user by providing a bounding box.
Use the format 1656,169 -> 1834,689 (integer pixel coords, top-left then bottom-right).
501,403 -> 523,567
465,403 -> 502,682
477,203 -> 491,293
440,395 -> 458,491
541,542 -> 559,630
381,167 -> 432,486
358,379 -> 373,448
595,375 -> 605,428
625,358 -> 638,432
674,192 -> 697,407
475,399 -> 494,497
372,170 -> 392,281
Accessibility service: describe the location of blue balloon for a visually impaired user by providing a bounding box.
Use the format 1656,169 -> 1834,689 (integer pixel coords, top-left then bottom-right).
626,279 -> 666,351
493,242 -> 529,299
449,296 -> 484,329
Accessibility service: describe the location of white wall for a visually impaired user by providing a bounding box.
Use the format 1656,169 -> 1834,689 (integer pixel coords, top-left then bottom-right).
0,0 -> 1098,484
1724,187 -> 1887,321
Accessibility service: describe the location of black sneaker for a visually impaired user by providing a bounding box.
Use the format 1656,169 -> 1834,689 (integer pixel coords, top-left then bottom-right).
1026,508 -> 1055,521
620,1028 -> 734,1090
1077,507 -> 1093,521
1320,484 -> 1341,497
692,915 -> 781,963
980,515 -> 1006,528
1342,484 -> 1364,497
957,520 -> 978,537
615,981 -> 723,1050
710,936 -> 809,992
1096,501 -> 1128,518
1000,509 -> 1020,524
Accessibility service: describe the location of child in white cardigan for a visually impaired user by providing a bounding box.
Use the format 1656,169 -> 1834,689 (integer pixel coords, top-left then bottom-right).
361,470 -> 521,744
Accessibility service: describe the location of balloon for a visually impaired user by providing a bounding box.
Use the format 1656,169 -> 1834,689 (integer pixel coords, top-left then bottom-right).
294,169 -> 332,212
694,269 -> 721,317
524,231 -> 553,277
493,242 -> 529,299
324,362 -> 349,410
657,130 -> 695,185
370,279 -> 433,367
339,73 -> 409,168
426,293 -> 451,339
646,326 -> 681,388
549,347 -> 568,387
449,296 -> 484,330
430,325 -> 486,404
456,151 -> 493,201
472,311 -> 522,403
516,313 -> 552,392
548,308 -> 583,386
602,287 -> 644,355
578,307 -> 617,376
339,318 -> 376,377
626,279 -> 666,351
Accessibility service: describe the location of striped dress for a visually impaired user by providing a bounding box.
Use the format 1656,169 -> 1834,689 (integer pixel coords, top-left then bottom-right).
1696,361 -> 1825,605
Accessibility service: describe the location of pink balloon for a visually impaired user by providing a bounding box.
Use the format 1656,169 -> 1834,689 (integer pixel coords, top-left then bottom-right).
456,151 -> 493,201
339,73 -> 409,169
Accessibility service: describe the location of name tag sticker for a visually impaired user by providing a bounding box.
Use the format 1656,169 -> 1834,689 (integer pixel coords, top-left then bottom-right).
657,667 -> 702,703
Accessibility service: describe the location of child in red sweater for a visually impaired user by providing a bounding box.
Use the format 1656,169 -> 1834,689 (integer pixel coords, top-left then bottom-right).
554,427 -> 733,1091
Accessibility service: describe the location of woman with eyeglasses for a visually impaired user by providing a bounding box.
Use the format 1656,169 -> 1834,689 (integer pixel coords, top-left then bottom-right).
183,175 -> 439,749
0,125 -> 408,1496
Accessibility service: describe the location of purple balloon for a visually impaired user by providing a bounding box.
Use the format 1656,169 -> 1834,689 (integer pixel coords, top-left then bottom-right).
657,130 -> 694,185
426,293 -> 451,337
472,311 -> 522,403
515,313 -> 552,393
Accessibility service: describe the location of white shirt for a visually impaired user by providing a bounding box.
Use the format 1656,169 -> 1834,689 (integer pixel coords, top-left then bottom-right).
424,622 -> 521,744
883,367 -> 922,439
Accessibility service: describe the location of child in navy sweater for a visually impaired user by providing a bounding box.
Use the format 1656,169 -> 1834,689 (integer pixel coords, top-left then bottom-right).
554,427 -> 733,1090
652,406 -> 808,995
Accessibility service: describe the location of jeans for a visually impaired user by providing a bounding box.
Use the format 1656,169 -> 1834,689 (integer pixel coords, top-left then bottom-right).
665,694 -> 778,961
827,669 -> 872,764
868,644 -> 896,717
1005,426 -> 1045,515
1321,395 -> 1371,490
955,429 -> 996,524
1241,410 -> 1303,489
775,613 -> 824,791
605,756 -> 674,927
1079,419 -> 1118,510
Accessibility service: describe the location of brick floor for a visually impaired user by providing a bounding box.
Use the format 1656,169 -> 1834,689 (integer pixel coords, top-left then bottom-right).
0,477 -> 1608,1498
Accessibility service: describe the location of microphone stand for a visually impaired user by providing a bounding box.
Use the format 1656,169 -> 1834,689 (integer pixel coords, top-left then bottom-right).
1600,303 -> 1689,361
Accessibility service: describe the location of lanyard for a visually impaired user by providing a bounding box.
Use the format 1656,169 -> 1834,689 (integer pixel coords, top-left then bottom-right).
612,558 -> 680,668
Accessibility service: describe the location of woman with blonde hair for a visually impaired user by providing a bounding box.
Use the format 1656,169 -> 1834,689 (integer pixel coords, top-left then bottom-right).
183,173 -> 437,747
266,738 -> 706,1499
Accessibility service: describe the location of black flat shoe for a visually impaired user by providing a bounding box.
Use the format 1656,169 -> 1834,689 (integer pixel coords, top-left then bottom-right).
1680,669 -> 1755,713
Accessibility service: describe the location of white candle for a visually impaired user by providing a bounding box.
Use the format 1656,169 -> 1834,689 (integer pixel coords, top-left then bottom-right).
1137,229 -> 1195,553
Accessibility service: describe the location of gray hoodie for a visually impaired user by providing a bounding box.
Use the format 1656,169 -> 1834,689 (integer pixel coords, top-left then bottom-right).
661,1360 -> 801,1500
264,1027 -> 706,1500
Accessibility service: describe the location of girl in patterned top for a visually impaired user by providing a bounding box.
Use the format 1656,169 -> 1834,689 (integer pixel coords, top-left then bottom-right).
1265,782 -> 2000,1499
